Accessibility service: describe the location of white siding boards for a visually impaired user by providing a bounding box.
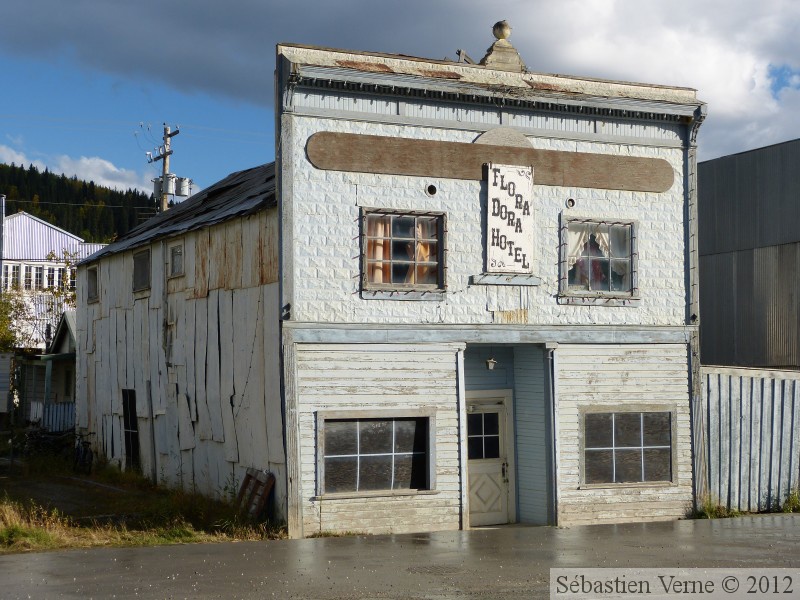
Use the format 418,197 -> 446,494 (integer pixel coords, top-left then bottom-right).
555,344 -> 693,524
77,36 -> 704,537
293,344 -> 463,536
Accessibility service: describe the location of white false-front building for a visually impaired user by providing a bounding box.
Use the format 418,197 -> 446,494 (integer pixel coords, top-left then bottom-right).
76,24 -> 706,537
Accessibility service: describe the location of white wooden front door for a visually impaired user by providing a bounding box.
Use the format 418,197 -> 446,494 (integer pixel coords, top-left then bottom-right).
467,394 -> 514,526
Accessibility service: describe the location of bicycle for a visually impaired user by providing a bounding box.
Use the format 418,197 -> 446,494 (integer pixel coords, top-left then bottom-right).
73,431 -> 95,475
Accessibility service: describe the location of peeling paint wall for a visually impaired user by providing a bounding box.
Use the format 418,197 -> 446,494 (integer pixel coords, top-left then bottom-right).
76,207 -> 286,517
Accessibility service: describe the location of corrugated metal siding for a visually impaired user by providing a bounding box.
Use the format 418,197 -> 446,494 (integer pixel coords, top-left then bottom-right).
699,139 -> 800,255
513,345 -> 550,524
555,344 -> 693,525
294,343 -> 462,536
2,212 -> 100,261
700,243 -> 800,369
699,367 -> 800,512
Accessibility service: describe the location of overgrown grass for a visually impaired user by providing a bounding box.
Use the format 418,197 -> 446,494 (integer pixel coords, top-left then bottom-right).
694,489 -> 800,519
0,460 -> 286,554
693,496 -> 741,519
781,489 -> 800,513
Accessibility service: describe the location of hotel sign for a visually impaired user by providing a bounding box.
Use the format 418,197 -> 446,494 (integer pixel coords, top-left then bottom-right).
486,163 -> 534,274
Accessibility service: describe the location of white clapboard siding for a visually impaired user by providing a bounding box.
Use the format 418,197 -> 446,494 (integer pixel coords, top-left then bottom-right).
294,344 -> 461,536
555,344 -> 692,526
698,367 -> 800,513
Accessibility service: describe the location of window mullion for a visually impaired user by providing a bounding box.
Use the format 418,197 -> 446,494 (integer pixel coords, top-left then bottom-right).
356,421 -> 361,492
390,420 -> 396,490
611,413 -> 616,483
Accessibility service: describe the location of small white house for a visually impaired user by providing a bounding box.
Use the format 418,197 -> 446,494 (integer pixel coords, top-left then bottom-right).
77,25 -> 706,537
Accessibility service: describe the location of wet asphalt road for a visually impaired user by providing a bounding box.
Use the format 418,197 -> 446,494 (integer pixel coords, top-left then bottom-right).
2,514 -> 799,599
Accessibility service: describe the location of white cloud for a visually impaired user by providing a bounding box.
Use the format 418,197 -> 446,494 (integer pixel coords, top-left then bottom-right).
0,145 -> 46,171
0,145 -> 152,194
52,155 -> 153,194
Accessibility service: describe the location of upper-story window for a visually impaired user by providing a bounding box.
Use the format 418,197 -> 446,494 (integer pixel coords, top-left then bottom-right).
24,266 -> 32,290
133,249 -> 151,292
34,266 -> 43,289
46,267 -> 55,288
559,218 -> 638,306
169,243 -> 184,277
87,266 -> 99,303
362,210 -> 445,294
11,265 -> 20,288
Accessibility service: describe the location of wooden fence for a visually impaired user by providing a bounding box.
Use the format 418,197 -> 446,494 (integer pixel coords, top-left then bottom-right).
29,401 -> 75,432
696,366 -> 800,512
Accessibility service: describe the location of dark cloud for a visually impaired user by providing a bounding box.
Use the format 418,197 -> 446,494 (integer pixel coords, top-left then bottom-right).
4,0 -> 800,161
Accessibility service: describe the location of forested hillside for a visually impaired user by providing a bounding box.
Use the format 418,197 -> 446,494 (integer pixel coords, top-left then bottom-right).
0,163 -> 157,243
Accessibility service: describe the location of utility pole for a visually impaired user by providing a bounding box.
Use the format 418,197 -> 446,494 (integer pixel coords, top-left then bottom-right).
149,124 -> 179,212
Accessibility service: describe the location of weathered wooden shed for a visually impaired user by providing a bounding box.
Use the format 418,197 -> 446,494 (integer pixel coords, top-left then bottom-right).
78,24 -> 706,537
76,165 -> 285,503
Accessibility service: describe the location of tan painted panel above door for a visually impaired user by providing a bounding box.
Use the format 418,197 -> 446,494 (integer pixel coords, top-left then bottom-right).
306,132 -> 675,193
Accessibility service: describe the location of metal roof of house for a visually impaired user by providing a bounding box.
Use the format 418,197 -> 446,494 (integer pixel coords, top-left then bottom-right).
3,211 -> 103,261
82,162 -> 276,264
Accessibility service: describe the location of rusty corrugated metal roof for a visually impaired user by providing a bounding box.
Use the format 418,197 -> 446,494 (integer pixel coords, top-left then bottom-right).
82,162 -> 276,264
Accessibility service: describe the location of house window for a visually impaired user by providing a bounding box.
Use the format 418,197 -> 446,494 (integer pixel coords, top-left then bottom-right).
583,411 -> 672,484
560,219 -> 637,303
34,267 -> 43,289
11,265 -> 20,288
132,249 -> 151,292
58,268 -> 66,290
362,211 -> 444,291
169,244 -> 184,277
87,266 -> 99,302
321,417 -> 431,494
46,267 -> 55,288
70,268 -> 76,291
3,265 -> 8,289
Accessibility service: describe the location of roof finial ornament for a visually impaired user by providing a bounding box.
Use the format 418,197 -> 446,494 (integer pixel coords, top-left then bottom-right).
480,20 -> 526,72
493,20 -> 512,41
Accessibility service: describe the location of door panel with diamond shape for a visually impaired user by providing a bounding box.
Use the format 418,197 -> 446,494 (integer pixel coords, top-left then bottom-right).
467,399 -> 512,526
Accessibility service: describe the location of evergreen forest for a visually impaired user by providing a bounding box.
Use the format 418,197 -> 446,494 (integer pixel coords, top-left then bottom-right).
0,162 -> 158,243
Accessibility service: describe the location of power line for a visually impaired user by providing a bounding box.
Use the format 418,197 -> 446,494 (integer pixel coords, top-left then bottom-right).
3,198 -> 154,209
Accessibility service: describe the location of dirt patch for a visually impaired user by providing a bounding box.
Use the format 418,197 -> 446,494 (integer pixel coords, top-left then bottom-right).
0,460 -> 154,519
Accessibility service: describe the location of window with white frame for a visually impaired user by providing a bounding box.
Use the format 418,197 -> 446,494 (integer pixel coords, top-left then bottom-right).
23,266 -> 32,290
583,411 -> 672,484
321,416 -> 431,494
169,243 -> 184,277
11,265 -> 20,288
560,219 -> 637,302
133,249 -> 151,292
87,266 -> 99,302
46,267 -> 55,288
34,266 -> 43,289
362,211 -> 444,292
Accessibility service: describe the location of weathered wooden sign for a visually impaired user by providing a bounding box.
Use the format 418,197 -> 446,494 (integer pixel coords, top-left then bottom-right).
305,132 -> 674,193
487,164 -> 534,274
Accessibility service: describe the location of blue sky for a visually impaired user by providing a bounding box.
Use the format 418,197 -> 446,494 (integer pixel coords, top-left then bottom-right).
2,0 -> 799,196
